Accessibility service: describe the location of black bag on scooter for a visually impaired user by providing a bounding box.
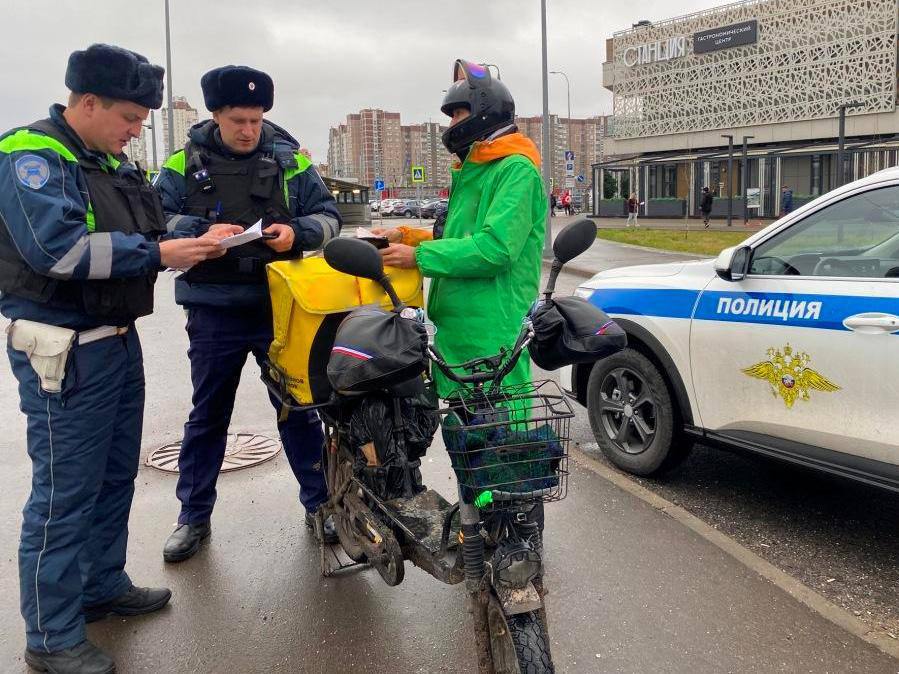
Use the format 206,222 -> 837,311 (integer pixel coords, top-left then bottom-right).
527,296 -> 627,371
346,381 -> 440,500
327,306 -> 429,394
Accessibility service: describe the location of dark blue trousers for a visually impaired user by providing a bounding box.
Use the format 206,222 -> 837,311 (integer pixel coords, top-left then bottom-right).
8,330 -> 143,652
176,306 -> 327,524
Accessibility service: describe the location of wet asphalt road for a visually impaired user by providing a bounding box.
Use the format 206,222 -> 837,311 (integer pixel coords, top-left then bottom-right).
0,236 -> 897,672
575,434 -> 899,640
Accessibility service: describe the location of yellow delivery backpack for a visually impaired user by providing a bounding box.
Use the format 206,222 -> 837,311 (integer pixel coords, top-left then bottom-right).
267,257 -> 424,405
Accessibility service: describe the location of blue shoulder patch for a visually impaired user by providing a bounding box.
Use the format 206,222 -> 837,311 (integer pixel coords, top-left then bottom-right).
15,154 -> 51,190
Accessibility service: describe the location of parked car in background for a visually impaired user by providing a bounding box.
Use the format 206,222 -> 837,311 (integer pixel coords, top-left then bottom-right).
378,199 -> 403,216
369,199 -> 381,212
420,198 -> 448,219
562,168 -> 899,492
385,199 -> 423,217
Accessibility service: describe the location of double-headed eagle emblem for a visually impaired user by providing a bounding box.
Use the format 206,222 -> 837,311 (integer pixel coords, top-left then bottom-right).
742,344 -> 840,408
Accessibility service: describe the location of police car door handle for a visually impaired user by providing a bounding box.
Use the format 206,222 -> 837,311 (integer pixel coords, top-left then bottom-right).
842,313 -> 899,334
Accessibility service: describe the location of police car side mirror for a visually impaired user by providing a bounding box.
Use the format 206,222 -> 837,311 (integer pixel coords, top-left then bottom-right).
715,245 -> 751,282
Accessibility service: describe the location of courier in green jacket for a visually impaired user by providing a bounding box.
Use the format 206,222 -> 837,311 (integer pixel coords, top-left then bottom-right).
377,59 -> 546,396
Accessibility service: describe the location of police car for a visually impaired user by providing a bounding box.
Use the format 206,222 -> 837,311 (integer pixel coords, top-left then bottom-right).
562,168 -> 899,490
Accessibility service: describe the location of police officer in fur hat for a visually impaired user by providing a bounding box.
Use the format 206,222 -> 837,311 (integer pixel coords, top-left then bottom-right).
155,66 -> 342,562
0,44 -> 229,674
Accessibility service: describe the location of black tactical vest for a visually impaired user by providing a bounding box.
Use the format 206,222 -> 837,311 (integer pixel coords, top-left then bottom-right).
0,118 -> 167,324
180,129 -> 294,285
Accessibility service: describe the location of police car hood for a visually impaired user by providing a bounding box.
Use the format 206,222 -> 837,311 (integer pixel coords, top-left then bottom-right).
580,259 -> 714,288
187,119 -> 300,152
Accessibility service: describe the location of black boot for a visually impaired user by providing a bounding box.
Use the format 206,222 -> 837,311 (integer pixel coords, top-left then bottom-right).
305,512 -> 339,544
162,522 -> 210,563
84,585 -> 172,624
24,640 -> 115,673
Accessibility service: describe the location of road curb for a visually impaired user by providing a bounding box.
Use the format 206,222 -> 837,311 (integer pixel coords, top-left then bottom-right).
570,445 -> 899,661
542,257 -> 593,279
541,239 -> 706,280
592,238 -> 711,259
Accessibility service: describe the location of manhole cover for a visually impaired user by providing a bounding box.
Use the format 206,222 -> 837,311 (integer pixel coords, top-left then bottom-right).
146,433 -> 282,473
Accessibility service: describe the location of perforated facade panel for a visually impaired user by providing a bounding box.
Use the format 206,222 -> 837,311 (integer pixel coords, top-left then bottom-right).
607,0 -> 898,140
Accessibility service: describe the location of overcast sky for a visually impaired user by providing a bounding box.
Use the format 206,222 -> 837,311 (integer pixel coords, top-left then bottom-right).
1,0 -> 720,162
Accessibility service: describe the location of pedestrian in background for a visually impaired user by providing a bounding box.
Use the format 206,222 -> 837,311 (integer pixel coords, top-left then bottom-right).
562,190 -> 572,215
701,186 -> 714,228
781,185 -> 794,215
550,192 -> 557,217
626,191 -> 639,227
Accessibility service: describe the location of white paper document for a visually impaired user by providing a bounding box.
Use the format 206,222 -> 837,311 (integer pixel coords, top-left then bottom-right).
219,219 -> 263,249
355,226 -> 382,240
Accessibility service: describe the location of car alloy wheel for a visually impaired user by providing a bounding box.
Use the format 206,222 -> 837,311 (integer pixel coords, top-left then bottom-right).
598,367 -> 658,455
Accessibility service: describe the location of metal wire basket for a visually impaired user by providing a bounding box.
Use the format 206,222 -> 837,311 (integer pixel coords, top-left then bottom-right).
441,380 -> 573,509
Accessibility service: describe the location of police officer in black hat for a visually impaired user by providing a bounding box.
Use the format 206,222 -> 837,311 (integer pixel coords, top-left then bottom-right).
0,44 -> 229,674
155,65 -> 342,562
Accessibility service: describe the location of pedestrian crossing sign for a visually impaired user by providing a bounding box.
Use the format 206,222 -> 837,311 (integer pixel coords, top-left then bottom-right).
411,166 -> 426,183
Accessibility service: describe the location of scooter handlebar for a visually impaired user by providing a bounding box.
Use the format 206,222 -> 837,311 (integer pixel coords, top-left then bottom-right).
427,322 -> 534,388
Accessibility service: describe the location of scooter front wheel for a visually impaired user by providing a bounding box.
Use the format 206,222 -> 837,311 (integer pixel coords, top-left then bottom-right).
486,598 -> 553,674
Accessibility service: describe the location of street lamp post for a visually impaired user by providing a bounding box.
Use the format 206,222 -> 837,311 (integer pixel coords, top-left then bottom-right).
144,110 -> 159,171
164,0 -> 175,159
741,135 -> 754,226
540,0 -> 552,257
721,134 -> 734,227
837,101 -> 863,187
549,71 -> 571,146
550,71 -> 572,209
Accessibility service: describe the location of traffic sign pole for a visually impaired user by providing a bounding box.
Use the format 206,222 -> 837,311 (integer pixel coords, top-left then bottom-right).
374,178 -> 385,225
564,151 -> 576,213
410,167 -> 426,224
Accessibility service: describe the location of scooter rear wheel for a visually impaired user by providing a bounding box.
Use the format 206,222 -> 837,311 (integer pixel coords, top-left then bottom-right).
335,510 -> 368,563
372,534 -> 404,586
331,460 -> 367,563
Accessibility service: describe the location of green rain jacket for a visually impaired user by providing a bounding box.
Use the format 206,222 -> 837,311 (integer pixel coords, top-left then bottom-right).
410,132 -> 547,397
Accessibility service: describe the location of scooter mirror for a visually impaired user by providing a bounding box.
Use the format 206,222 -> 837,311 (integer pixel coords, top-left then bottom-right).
324,237 -> 385,281
553,218 -> 597,264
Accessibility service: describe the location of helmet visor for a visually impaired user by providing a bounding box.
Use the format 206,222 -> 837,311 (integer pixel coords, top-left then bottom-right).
440,79 -> 471,117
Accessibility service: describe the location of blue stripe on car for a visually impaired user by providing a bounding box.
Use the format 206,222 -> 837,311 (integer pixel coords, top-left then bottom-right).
585,289 -> 701,319
588,288 -> 899,333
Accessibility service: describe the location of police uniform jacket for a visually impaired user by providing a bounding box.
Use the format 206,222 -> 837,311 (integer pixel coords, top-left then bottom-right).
154,119 -> 341,309
0,105 -> 166,330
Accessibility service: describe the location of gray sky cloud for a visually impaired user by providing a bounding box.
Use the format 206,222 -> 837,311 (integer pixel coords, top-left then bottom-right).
0,0 -> 719,162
